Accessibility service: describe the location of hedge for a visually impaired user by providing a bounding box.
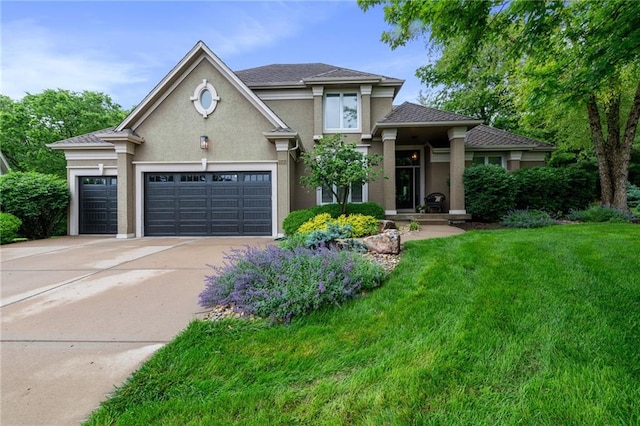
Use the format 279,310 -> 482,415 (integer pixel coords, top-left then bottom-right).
0,172 -> 70,240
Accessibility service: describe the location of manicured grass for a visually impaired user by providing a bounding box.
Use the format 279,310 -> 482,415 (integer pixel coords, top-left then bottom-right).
85,224 -> 640,425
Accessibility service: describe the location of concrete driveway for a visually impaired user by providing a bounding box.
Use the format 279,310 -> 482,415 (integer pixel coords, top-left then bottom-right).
0,236 -> 271,425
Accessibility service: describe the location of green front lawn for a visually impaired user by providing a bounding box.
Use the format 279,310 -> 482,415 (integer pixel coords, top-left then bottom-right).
86,224 -> 640,425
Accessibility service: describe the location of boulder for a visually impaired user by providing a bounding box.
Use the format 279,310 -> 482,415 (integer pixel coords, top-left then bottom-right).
363,229 -> 401,255
378,220 -> 397,232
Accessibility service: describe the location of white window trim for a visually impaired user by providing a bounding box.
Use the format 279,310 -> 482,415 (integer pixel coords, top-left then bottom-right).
473,154 -> 506,169
190,79 -> 220,118
323,90 -> 361,133
316,182 -> 369,205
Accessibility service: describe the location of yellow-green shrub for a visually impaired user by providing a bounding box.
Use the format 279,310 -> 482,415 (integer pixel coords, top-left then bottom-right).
297,213 -> 379,238
334,214 -> 379,237
297,213 -> 333,235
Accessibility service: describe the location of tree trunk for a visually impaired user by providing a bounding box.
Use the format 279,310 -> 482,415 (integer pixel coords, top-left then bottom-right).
587,81 -> 640,211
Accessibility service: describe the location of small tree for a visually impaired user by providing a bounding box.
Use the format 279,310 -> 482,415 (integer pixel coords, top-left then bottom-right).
300,134 -> 383,215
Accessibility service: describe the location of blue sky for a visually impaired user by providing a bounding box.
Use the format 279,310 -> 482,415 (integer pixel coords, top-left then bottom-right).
1,1 -> 433,109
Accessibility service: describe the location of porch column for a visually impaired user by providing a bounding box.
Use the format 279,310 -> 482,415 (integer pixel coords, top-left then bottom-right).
448,127 -> 467,214
113,141 -> 136,238
507,151 -> 523,171
382,128 -> 397,215
360,85 -> 372,139
275,139 -> 292,237
312,86 -> 324,140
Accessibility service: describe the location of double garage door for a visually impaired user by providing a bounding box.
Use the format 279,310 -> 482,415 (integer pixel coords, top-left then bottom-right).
78,172 -> 272,236
144,171 -> 272,236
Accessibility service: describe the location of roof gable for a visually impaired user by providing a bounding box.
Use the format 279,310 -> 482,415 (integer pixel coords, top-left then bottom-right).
117,41 -> 288,131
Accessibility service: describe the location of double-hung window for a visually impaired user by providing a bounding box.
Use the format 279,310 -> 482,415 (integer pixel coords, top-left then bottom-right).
472,155 -> 505,168
320,183 -> 365,204
324,92 -> 359,131
317,146 -> 368,205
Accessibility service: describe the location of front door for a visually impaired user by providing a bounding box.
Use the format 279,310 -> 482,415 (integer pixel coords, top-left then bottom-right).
395,150 -> 421,211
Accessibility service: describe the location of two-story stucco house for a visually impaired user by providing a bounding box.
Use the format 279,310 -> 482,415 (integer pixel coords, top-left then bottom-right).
49,41 -> 553,238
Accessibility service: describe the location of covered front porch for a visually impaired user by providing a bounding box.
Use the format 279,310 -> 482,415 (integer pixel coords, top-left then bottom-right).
372,102 -> 483,217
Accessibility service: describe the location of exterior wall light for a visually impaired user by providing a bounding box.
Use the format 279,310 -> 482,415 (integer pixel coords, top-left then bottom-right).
200,135 -> 209,150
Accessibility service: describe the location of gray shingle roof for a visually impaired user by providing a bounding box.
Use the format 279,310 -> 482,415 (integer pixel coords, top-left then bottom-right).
47,127 -> 115,146
235,63 -> 401,86
378,102 -> 480,124
466,125 -> 553,149
47,127 -> 142,147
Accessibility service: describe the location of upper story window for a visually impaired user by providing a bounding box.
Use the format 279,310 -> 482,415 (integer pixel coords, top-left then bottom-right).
324,92 -> 359,131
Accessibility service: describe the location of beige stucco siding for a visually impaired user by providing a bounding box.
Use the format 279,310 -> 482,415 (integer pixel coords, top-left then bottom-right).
133,60 -> 277,163
264,99 -> 314,143
371,97 -> 393,124
367,141 -> 385,206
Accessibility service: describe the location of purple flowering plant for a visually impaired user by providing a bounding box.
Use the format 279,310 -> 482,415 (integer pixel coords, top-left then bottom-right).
199,244 -> 386,323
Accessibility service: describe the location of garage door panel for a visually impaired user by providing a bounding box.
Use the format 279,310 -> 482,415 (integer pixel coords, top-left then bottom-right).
243,211 -> 270,221
145,172 -> 272,236
211,187 -> 240,197
79,177 -> 117,234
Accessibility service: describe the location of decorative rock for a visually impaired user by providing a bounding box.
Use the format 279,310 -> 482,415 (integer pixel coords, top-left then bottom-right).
363,229 -> 401,255
378,220 -> 397,232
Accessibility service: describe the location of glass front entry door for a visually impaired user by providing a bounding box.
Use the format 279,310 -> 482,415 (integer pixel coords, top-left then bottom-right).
395,150 -> 421,211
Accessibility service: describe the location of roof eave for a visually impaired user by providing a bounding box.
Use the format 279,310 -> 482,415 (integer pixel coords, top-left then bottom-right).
372,120 -> 483,135
96,132 -> 145,145
466,145 -> 555,151
47,143 -> 115,150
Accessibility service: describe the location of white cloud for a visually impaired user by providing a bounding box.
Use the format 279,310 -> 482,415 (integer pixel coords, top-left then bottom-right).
1,19 -> 151,104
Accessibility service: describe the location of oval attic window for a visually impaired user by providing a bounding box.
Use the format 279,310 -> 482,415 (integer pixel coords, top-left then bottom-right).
190,79 -> 219,118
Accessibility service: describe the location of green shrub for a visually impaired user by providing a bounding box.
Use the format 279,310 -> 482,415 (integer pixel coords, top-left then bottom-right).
283,202 -> 384,235
628,182 -> 640,209
464,165 -> 517,222
283,209 -> 317,235
567,205 -> 633,223
513,166 -> 596,214
0,212 -> 22,244
344,202 -> 385,219
562,165 -> 598,212
500,209 -> 557,229
0,172 -> 70,240
513,167 -> 563,213
313,202 -> 385,219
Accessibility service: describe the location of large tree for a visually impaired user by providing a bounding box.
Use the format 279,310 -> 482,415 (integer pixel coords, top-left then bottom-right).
0,89 -> 129,177
359,0 -> 640,210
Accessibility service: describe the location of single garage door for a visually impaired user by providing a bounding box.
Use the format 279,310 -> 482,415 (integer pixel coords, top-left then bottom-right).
144,172 -> 272,236
79,176 -> 118,234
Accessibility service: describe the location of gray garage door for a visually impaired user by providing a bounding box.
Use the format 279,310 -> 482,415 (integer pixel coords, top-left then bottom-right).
144,172 -> 272,236
79,177 -> 118,234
